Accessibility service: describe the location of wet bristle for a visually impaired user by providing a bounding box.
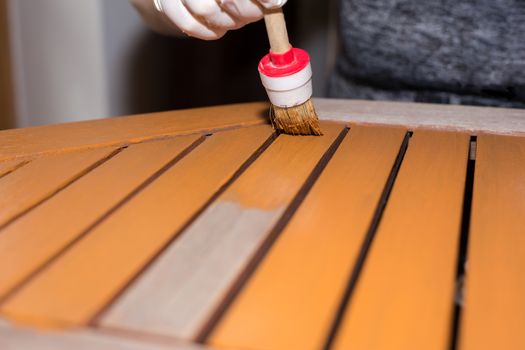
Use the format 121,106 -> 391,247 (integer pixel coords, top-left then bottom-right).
270,99 -> 323,136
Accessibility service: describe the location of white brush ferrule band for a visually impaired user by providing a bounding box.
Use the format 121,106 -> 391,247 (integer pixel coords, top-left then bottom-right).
259,63 -> 313,108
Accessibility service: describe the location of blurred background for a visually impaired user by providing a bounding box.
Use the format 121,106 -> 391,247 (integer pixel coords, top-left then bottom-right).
0,0 -> 338,129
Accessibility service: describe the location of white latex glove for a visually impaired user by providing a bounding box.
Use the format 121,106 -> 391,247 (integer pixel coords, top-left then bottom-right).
131,0 -> 287,40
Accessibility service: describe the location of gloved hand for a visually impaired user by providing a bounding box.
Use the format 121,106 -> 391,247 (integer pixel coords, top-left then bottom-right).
131,0 -> 287,40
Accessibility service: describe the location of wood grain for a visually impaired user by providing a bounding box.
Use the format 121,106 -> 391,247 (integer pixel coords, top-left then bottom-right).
459,135 -> 525,350
0,323 -> 208,350
0,148 -> 117,228
0,135 -> 201,300
209,126 -> 406,350
0,126 -> 273,328
0,159 -> 28,178
332,131 -> 470,350
0,102 -> 269,161
100,123 -> 344,340
314,98 -> 525,136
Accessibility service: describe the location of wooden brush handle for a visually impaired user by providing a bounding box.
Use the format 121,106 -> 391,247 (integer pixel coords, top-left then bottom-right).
263,8 -> 291,54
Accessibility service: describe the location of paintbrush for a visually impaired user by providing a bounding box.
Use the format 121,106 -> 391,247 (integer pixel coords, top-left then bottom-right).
258,8 -> 322,136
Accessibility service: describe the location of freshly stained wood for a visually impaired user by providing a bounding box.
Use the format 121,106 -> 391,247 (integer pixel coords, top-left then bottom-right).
332,131 -> 470,350
100,123 -> 344,340
0,135 -> 201,300
0,103 -> 269,162
0,148 -> 116,228
314,98 -> 525,136
459,135 -> 525,350
0,126 -> 273,327
0,323 -> 207,350
0,159 -> 28,178
209,126 -> 406,350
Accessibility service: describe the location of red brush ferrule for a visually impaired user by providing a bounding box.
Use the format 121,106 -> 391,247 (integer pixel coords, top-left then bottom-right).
269,48 -> 295,66
258,47 -> 310,78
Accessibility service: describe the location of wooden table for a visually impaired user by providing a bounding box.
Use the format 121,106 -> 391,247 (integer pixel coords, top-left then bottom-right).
1,99 -> 524,350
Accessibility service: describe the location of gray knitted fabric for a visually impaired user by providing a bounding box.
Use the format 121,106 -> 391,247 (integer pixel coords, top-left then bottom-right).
328,0 -> 525,108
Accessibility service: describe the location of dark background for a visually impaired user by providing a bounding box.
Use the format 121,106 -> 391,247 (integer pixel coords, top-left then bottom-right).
126,2 -> 336,114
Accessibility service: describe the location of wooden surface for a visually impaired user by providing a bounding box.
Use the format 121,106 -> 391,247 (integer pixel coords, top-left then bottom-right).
209,126 -> 406,350
0,148 -> 117,228
0,100 -> 524,350
0,159 -> 28,178
1,126 -> 272,327
459,134 -> 525,350
0,135 -> 200,300
101,123 -> 344,339
2,99 -> 525,162
0,323 -> 206,350
332,131 -> 470,350
0,0 -> 15,130
0,102 -> 268,162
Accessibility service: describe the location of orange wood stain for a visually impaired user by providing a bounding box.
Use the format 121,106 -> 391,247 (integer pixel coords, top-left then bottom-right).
0,126 -> 272,327
0,103 -> 269,162
209,126 -> 407,350
0,159 -> 27,178
99,123 -> 344,339
332,131 -> 470,350
0,135 -> 200,300
220,123 -> 343,210
0,148 -> 116,228
459,135 -> 525,350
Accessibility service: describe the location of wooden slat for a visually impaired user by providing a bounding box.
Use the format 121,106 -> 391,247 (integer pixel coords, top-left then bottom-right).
315,98 -> 525,136
100,123 -> 344,340
208,126 -> 407,350
0,159 -> 28,178
0,324 -> 207,350
0,103 -> 269,161
0,148 -> 117,227
0,135 -> 201,299
0,126 -> 273,327
332,131 -> 470,350
459,135 -> 525,350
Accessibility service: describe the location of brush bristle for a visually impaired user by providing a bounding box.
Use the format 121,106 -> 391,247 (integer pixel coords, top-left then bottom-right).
270,99 -> 323,136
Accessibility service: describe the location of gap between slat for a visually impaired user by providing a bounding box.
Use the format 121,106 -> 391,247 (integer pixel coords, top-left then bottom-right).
0,160 -> 31,180
0,136 -> 207,304
0,148 -> 125,232
0,122 -> 268,164
449,136 -> 477,350
197,127 -> 350,343
323,131 -> 411,350
90,131 -> 278,326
